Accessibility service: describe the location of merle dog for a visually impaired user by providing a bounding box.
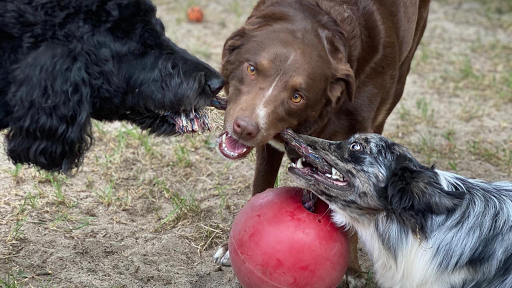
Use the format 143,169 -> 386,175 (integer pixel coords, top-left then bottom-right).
282,128 -> 512,288
0,0 -> 225,172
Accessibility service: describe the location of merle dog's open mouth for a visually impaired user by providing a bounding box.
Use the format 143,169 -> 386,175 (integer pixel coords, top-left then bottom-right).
281,128 -> 349,189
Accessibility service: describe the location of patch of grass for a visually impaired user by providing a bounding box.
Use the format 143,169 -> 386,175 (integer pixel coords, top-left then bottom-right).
459,57 -> 477,80
416,98 -> 435,125
448,161 -> 458,171
466,140 -> 512,172
197,223 -> 225,252
398,104 -> 411,122
274,173 -> 280,188
50,177 -> 66,206
92,120 -> 107,137
71,217 -> 97,231
7,215 -> 28,242
50,212 -> 70,228
216,184 -> 230,217
417,135 -> 437,165
229,1 -> 243,17
475,0 -> 512,14
0,271 -> 27,288
120,125 -> 156,156
363,270 -> 378,288
9,164 -> 23,177
458,102 -> 485,122
155,179 -> 201,229
157,192 -> 201,229
95,178 -> 117,206
442,129 -> 456,144
174,143 -> 192,167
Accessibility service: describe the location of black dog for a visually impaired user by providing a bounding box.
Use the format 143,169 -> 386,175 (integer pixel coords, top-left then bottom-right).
0,0 -> 225,172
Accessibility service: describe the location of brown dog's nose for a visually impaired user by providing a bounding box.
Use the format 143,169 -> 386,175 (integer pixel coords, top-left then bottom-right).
233,116 -> 260,142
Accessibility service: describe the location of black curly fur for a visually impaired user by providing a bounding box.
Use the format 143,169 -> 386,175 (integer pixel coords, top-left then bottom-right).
0,0 -> 224,172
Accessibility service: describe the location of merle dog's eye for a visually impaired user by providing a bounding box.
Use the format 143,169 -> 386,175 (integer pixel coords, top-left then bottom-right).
350,142 -> 362,151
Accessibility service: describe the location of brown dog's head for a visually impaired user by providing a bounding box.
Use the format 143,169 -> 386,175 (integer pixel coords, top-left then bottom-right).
217,1 -> 355,159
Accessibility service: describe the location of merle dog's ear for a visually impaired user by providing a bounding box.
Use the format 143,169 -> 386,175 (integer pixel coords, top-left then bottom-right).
320,29 -> 355,106
6,43 -> 93,172
386,163 -> 465,237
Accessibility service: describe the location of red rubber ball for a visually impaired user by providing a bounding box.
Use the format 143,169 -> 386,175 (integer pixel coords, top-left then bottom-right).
229,187 -> 349,288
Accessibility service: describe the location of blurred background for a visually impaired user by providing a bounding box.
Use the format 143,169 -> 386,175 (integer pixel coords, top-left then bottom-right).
1,0 -> 511,287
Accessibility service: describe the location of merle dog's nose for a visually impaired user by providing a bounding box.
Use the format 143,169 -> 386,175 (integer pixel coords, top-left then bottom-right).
233,116 -> 259,141
207,76 -> 225,95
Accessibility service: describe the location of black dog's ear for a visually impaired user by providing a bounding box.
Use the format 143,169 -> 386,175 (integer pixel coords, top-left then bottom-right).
386,163 -> 465,237
6,43 -> 93,172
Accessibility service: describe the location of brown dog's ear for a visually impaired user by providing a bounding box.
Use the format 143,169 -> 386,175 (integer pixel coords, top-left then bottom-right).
221,27 -> 247,93
221,27 -> 247,66
320,29 -> 356,105
333,63 -> 355,102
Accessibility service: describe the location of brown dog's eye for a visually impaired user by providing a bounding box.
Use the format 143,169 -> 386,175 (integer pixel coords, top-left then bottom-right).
291,93 -> 303,103
350,142 -> 362,151
247,65 -> 256,75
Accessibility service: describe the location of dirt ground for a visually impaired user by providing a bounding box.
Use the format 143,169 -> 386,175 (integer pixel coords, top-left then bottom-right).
1,0 -> 511,287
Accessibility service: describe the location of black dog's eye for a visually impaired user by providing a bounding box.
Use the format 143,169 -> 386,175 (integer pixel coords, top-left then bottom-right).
350,142 -> 362,151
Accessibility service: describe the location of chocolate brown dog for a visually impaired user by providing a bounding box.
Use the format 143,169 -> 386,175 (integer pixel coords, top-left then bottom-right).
215,0 -> 430,286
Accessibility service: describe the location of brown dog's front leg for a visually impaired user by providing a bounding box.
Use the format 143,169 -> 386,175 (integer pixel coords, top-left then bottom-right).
252,144 -> 284,195
214,144 -> 284,267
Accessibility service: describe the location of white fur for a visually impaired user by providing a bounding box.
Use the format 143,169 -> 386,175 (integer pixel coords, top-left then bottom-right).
213,245 -> 231,266
326,168 -> 512,288
256,53 -> 295,129
268,139 -> 285,152
331,207 -> 471,288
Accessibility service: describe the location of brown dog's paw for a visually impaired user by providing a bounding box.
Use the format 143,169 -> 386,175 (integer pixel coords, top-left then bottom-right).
213,243 -> 231,266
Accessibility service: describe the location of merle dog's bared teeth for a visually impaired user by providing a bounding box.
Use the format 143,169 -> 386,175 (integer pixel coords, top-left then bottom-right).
281,128 -> 331,174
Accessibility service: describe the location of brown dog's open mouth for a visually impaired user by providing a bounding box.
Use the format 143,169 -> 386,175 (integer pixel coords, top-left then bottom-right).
281,128 -> 349,189
217,132 -> 253,159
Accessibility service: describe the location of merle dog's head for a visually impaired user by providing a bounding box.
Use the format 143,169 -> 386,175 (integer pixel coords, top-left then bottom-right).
4,0 -> 224,172
282,129 -> 464,237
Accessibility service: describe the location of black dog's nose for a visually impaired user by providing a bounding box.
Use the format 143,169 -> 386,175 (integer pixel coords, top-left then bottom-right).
207,77 -> 225,95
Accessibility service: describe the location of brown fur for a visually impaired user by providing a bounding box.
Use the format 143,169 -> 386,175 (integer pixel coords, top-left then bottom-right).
219,0 -> 430,284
